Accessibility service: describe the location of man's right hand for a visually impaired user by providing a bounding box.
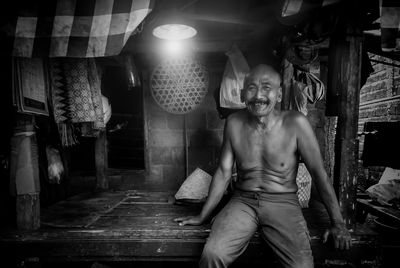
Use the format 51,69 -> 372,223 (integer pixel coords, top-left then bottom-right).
174,215 -> 204,226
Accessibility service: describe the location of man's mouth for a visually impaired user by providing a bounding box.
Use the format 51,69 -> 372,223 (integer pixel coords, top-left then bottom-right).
250,99 -> 269,109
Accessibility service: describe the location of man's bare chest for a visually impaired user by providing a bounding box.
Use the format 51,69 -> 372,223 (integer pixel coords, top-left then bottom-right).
231,127 -> 297,167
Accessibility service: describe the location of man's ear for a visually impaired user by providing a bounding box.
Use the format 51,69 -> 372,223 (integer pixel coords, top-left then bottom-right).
240,89 -> 245,103
277,87 -> 282,103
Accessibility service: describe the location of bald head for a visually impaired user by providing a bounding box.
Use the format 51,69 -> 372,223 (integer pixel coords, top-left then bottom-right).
244,64 -> 281,89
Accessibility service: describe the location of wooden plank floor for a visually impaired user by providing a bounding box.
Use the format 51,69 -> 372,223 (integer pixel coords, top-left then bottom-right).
0,190 -> 396,267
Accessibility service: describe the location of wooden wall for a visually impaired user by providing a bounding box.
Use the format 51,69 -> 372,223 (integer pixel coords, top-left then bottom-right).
143,54 -> 226,191
358,53 -> 400,189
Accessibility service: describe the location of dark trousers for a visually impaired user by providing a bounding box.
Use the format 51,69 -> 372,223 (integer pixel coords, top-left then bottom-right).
200,190 -> 313,268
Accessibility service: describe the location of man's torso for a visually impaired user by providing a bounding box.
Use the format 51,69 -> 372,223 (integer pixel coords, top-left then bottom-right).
229,110 -> 300,193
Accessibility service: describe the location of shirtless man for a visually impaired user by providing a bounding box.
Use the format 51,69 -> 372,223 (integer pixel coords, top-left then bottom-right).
175,64 -> 351,268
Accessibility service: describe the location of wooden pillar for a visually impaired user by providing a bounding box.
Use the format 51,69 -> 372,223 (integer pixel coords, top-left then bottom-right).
16,194 -> 40,230
95,130 -> 108,190
11,114 -> 40,230
281,58 -> 293,110
331,22 -> 362,228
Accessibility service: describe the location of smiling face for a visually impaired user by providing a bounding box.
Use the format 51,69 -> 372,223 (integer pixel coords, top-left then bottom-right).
242,65 -> 282,117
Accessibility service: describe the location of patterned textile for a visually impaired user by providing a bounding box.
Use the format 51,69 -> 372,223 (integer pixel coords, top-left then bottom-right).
49,59 -> 78,146
49,60 -> 70,123
381,0 -> 400,53
12,57 -> 49,116
4,0 -> 153,58
49,58 -> 104,146
64,59 -> 104,128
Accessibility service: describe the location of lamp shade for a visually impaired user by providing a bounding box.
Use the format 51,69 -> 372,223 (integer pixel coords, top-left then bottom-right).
153,24 -> 197,40
152,10 -> 197,40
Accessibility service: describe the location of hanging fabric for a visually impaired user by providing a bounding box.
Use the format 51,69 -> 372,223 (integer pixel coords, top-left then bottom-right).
3,0 -> 153,58
63,59 -> 104,128
49,58 -> 105,146
289,68 -> 325,115
289,78 -> 308,115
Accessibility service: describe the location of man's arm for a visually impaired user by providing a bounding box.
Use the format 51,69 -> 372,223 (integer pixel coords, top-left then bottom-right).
175,119 -> 234,226
294,113 -> 351,250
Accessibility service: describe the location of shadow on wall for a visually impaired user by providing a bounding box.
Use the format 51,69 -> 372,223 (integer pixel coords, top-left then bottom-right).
188,128 -> 223,176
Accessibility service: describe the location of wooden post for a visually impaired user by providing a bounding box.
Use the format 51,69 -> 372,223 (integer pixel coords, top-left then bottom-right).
281,58 -> 293,111
11,114 -> 40,230
331,22 -> 362,228
16,194 -> 40,230
95,130 -> 108,190
184,115 -> 189,179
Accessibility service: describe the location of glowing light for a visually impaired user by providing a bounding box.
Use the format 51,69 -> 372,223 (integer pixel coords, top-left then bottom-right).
152,24 -> 197,41
164,41 -> 183,55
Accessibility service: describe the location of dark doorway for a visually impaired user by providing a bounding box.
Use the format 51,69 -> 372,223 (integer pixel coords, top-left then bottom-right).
103,65 -> 145,170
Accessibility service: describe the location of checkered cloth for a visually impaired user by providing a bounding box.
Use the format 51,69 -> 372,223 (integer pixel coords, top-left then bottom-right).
6,0 -> 153,58
381,0 -> 400,53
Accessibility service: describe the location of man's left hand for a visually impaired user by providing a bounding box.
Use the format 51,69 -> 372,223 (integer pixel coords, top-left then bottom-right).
322,223 -> 352,250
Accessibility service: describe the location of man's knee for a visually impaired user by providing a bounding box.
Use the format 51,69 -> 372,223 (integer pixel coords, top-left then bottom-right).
202,240 -> 225,259
287,255 -> 314,268
200,240 -> 232,267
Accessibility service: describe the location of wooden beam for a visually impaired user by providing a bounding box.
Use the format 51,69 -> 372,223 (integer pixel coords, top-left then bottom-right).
95,130 -> 108,190
331,22 -> 362,228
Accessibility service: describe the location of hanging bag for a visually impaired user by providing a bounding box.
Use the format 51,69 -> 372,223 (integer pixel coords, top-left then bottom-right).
219,44 -> 249,109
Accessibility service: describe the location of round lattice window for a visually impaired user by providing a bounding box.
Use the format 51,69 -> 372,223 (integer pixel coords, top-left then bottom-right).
150,57 -> 209,114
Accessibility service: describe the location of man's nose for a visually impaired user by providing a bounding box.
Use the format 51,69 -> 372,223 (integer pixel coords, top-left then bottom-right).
255,87 -> 263,99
